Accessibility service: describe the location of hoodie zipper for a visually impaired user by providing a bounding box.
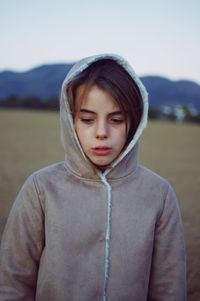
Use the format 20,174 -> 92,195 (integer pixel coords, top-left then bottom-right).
100,173 -> 112,301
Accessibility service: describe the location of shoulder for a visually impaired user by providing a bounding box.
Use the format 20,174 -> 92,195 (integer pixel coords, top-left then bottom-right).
32,161 -> 66,178
11,162 -> 67,210
28,161 -> 67,190
136,165 -> 179,210
4,165 -> 66,223
18,162 -> 66,196
137,165 -> 170,190
138,166 -> 181,221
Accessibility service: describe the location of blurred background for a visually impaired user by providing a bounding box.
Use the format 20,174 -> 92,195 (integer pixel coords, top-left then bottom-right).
1,0 -> 200,82
0,1 -> 200,300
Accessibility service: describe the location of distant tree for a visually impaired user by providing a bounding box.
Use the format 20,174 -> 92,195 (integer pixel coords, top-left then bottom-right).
0,96 -> 59,111
148,107 -> 161,119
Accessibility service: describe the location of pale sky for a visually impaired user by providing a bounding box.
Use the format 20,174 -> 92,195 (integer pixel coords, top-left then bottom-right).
1,0 -> 200,83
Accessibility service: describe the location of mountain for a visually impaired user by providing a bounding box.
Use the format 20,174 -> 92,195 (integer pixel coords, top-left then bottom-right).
0,64 -> 73,100
141,76 -> 200,111
0,63 -> 200,111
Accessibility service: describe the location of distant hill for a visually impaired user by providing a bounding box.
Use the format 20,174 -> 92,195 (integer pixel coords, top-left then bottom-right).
141,76 -> 200,111
0,63 -> 200,111
0,64 -> 73,100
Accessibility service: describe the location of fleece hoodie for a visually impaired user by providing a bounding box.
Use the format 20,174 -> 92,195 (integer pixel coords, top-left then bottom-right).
0,54 -> 186,301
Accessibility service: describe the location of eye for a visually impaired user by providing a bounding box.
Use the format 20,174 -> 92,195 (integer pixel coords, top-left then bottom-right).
110,118 -> 125,124
80,117 -> 94,124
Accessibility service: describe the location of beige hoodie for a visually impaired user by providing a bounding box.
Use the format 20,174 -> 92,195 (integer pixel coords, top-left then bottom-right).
0,54 -> 186,301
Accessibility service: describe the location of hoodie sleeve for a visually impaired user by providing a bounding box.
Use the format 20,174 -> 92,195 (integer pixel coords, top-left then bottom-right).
0,174 -> 45,301
148,184 -> 187,301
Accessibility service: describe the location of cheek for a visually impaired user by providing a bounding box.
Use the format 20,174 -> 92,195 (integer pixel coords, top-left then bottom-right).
118,126 -> 127,139
74,123 -> 88,147
117,127 -> 128,148
75,124 -> 82,141
74,121 -> 81,140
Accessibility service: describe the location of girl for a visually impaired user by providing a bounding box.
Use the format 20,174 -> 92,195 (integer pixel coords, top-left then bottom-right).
0,54 -> 186,301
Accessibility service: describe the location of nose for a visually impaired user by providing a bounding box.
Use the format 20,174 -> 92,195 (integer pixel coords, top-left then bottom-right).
96,121 -> 108,139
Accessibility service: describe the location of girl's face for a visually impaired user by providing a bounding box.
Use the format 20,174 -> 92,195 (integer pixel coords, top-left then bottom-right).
74,85 -> 129,170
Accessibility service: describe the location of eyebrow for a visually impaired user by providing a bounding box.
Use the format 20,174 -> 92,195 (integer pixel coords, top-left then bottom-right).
79,109 -> 123,116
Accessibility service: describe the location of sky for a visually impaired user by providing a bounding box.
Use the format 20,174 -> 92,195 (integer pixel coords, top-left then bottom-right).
1,0 -> 200,83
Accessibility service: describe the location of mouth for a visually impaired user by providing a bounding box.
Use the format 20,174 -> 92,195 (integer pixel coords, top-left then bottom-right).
91,146 -> 112,156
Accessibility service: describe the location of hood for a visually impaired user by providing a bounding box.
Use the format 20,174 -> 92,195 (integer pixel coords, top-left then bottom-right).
60,53 -> 148,180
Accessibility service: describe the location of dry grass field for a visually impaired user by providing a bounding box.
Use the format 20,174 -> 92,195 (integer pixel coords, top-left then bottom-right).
0,109 -> 199,300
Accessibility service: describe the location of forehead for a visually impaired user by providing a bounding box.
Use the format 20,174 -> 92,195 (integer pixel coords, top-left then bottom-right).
76,84 -> 121,112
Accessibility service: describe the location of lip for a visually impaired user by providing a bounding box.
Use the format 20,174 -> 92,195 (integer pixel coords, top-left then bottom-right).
91,146 -> 112,156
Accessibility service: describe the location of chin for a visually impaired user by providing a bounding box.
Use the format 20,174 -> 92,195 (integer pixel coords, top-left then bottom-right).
93,161 -> 112,170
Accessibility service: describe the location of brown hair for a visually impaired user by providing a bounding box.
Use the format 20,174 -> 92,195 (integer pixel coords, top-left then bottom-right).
67,59 -> 143,144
